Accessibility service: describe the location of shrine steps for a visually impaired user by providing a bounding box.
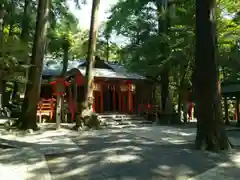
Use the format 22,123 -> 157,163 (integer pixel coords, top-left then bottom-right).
97,113 -> 154,129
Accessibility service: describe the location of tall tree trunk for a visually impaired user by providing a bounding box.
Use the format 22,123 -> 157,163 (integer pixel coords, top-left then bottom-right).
160,70 -> 169,111
18,0 -> 51,130
0,4 -> 6,110
76,0 -> 100,128
194,0 -> 231,151
156,0 -> 170,113
0,3 -> 4,48
56,39 -> 69,129
0,4 -> 4,50
15,0 -> 31,100
21,0 -> 30,41
106,37 -> 109,62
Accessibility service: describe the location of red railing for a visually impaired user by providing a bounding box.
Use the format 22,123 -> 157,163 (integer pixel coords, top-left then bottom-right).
37,98 -> 56,122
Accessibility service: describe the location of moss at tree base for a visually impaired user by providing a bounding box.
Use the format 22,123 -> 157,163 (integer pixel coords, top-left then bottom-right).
73,109 -> 101,131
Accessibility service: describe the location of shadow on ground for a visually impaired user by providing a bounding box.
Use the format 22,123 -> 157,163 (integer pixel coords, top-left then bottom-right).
0,147 -> 50,179
0,126 -> 240,180
46,130 -> 237,180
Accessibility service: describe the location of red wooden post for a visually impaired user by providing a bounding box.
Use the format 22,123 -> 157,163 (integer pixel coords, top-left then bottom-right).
128,84 -> 133,113
122,93 -> 125,113
68,85 -> 75,121
113,86 -> 116,112
118,86 -> 121,112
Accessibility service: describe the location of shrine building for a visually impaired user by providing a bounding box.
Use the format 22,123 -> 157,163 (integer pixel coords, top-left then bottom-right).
40,57 -> 155,117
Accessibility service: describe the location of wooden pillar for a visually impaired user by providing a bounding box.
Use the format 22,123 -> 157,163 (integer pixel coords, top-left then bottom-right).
119,87 -> 121,112
100,83 -> 104,113
107,84 -> 110,111
68,85 -> 74,121
95,92 -> 98,112
122,93 -> 125,113
128,84 -> 133,113
113,86 -> 116,111
74,84 -> 77,114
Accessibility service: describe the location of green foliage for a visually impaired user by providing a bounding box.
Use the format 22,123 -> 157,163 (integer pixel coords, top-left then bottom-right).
103,0 -> 240,107
47,9 -> 79,57
0,35 -> 28,81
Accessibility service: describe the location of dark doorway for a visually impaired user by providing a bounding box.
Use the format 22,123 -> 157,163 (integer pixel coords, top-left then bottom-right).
103,85 -> 119,112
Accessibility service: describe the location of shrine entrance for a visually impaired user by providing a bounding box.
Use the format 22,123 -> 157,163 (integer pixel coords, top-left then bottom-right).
96,82 -> 135,114
103,85 -> 119,112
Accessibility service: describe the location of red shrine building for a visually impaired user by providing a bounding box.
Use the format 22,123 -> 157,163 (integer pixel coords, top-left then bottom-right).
39,57 -> 155,120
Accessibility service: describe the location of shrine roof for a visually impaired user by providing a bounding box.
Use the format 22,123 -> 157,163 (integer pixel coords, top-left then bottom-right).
77,67 -> 146,80
42,59 -> 146,80
221,81 -> 240,95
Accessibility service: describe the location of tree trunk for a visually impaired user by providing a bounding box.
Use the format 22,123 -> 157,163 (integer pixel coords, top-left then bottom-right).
0,80 -> 4,110
56,39 -> 69,129
75,0 -> 100,128
0,3 -> 5,50
0,4 -> 6,111
106,37 -> 110,62
21,0 -> 30,41
160,70 -> 169,111
156,0 -> 170,113
194,0 -> 231,151
18,0 -> 51,130
20,0 -> 31,97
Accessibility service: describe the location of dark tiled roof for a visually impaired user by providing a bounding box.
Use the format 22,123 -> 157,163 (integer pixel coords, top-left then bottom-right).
221,83 -> 240,94
42,59 -> 146,80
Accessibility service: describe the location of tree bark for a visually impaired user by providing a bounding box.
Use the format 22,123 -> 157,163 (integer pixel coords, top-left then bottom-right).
194,0 -> 231,151
19,0 -> 31,99
21,0 -> 31,41
0,4 -> 6,110
0,3 -> 4,51
18,0 -> 51,130
156,0 -> 171,113
160,69 -> 169,111
56,39 -> 69,129
76,0 -> 100,128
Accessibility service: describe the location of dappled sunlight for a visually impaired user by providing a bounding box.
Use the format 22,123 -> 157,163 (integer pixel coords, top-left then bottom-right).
229,152 -> 240,167
161,129 -> 195,137
102,154 -> 142,164
48,156 -> 97,179
44,129 -> 234,179
1,126 -> 240,179
1,133 -> 81,155
122,126 -> 196,145
152,164 -> 195,180
0,147 -> 50,180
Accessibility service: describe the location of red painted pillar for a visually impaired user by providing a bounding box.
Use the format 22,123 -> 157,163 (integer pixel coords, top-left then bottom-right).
100,83 -> 104,113
122,93 -> 125,113
96,92 -> 99,113
118,87 -> 121,112
113,86 -> 116,112
128,84 -> 133,113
